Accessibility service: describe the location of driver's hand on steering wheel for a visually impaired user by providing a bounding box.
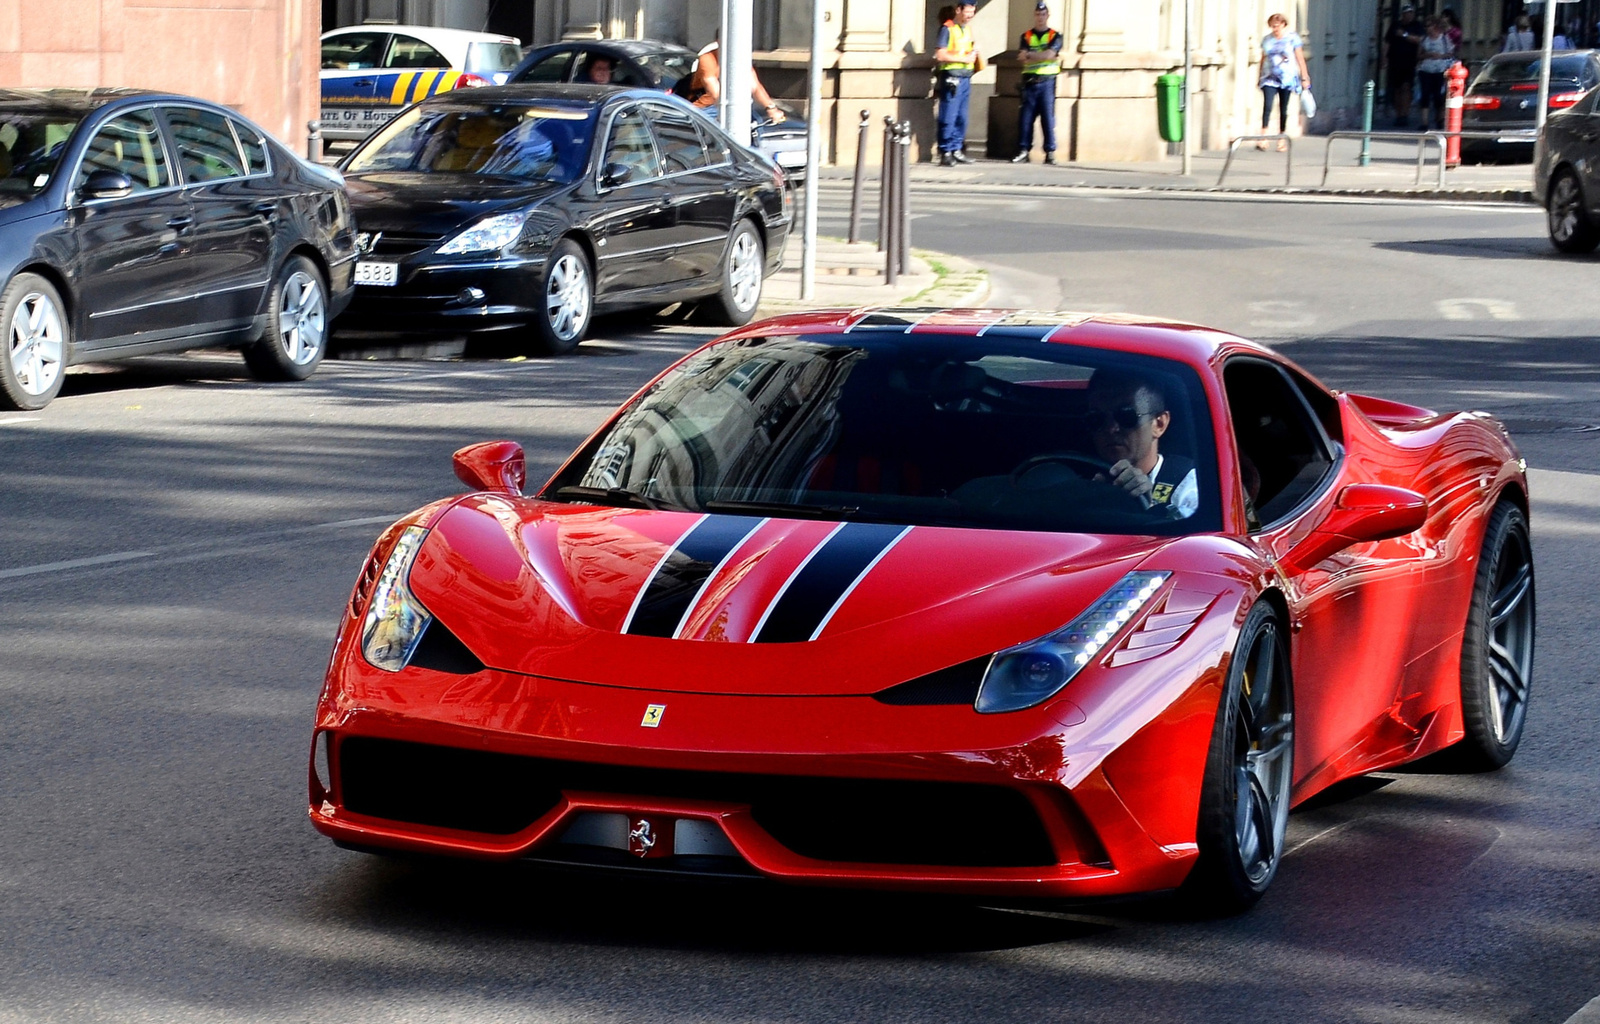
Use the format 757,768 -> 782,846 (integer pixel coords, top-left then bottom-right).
1098,459 -> 1154,505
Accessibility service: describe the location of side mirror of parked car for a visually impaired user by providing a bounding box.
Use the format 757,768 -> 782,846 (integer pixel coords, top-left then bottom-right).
1282,483 -> 1428,571
601,161 -> 634,188
80,170 -> 133,201
452,440 -> 526,496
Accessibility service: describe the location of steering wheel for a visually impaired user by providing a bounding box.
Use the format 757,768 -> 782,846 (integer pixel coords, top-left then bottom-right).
1009,452 -> 1113,488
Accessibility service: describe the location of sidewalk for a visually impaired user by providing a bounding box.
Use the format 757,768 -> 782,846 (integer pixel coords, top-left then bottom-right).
756,233 -> 989,317
816,133 -> 1537,201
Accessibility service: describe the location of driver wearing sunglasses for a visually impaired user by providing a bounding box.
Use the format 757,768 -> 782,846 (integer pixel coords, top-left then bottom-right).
1085,370 -> 1199,519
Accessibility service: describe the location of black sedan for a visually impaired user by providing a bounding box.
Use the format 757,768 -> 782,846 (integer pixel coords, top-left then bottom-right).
510,40 -> 810,180
1461,50 -> 1600,163
336,84 -> 791,354
1533,85 -> 1600,252
0,88 -> 356,410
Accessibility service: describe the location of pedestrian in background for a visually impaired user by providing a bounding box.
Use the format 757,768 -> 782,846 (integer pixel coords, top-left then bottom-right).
1385,6 -> 1423,127
1504,14 -> 1536,51
934,0 -> 978,166
684,34 -> 786,126
1013,1 -> 1061,164
1417,17 -> 1456,131
1442,8 -> 1464,52
1258,13 -> 1309,151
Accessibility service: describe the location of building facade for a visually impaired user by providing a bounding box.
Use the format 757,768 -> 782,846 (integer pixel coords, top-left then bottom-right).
0,0 -> 320,147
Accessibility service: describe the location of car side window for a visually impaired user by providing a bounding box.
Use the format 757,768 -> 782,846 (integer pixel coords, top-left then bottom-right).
1285,367 -> 1342,444
1223,359 -> 1337,529
164,107 -> 246,184
386,35 -> 449,70
602,105 -> 663,182
230,118 -> 269,175
694,118 -> 731,165
74,110 -> 171,193
646,105 -> 710,173
322,32 -> 388,70
518,50 -> 573,83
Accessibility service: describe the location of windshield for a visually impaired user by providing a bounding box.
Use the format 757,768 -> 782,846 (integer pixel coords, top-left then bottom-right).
1476,55 -> 1592,85
0,112 -> 80,197
545,334 -> 1223,536
344,103 -> 594,182
466,41 -> 523,74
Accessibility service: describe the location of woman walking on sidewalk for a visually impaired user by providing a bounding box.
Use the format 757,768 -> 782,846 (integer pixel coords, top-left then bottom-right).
1258,13 -> 1310,151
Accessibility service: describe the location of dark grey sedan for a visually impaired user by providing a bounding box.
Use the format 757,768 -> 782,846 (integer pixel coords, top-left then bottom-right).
1461,50 -> 1600,163
1533,84 -> 1600,252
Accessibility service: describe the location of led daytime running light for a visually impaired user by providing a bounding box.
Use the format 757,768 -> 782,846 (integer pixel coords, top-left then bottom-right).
360,526 -> 433,672
437,211 -> 530,255
974,571 -> 1171,714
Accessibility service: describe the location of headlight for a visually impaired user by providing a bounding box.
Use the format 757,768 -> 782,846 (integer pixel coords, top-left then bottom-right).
437,211 -> 530,255
360,526 -> 432,672
975,571 -> 1171,714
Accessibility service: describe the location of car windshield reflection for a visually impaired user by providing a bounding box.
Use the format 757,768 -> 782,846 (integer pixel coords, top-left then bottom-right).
0,112 -> 81,197
344,102 -> 596,183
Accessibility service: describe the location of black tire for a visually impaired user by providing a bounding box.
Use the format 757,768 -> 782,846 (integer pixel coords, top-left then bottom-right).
699,219 -> 765,327
1453,500 -> 1534,771
1547,169 -> 1600,254
521,239 -> 592,355
1184,600 -> 1295,916
0,272 -> 68,411
244,255 -> 328,381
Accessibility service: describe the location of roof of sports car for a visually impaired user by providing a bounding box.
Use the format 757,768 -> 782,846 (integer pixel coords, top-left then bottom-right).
738,307 -> 1264,365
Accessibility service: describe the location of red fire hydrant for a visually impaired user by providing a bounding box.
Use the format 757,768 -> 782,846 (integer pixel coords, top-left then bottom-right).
1445,61 -> 1469,168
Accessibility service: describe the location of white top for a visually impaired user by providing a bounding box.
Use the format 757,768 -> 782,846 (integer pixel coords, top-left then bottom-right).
1149,455 -> 1200,519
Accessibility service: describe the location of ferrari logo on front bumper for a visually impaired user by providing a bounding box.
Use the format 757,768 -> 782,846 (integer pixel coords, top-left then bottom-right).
641,703 -> 665,727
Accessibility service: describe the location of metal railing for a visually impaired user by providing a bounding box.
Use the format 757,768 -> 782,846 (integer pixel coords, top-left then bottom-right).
1217,135 -> 1295,187
1321,129 -> 1537,189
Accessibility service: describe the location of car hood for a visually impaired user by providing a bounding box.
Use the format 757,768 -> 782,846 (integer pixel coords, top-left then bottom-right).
342,172 -> 570,236
407,498 -> 1178,696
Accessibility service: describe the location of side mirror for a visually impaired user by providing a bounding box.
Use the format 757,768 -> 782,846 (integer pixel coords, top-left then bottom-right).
80,169 -> 132,201
601,161 -> 634,188
452,440 -> 526,496
1282,483 -> 1427,572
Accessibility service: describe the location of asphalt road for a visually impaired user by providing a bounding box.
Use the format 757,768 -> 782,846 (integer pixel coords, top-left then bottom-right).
2,189 -> 1597,1024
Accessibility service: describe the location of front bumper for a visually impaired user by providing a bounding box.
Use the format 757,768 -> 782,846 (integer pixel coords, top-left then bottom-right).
308,658 -> 1212,898
337,255 -> 547,333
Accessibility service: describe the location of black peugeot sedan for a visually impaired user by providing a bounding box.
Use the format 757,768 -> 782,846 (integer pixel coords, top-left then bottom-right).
0,88 -> 356,410
1461,50 -> 1600,163
336,84 -> 790,354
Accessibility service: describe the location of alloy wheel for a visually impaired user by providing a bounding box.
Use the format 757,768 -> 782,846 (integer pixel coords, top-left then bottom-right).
546,254 -> 590,342
1485,528 -> 1533,744
1233,620 -> 1294,885
8,290 -> 64,397
279,270 -> 326,366
1551,174 -> 1583,244
727,232 -> 761,312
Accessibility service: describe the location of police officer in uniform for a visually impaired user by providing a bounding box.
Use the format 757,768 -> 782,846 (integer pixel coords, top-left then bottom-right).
1086,369 -> 1198,519
1013,2 -> 1061,163
934,1 -> 978,166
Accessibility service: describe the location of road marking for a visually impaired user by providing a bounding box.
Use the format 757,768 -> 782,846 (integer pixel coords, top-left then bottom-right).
1248,299 -> 1317,331
0,417 -> 40,426
1437,298 -> 1520,321
0,515 -> 402,582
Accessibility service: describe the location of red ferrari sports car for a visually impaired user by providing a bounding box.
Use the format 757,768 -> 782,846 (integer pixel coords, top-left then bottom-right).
308,307 -> 1533,912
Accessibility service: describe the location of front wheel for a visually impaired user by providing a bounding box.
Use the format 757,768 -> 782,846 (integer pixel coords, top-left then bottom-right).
244,255 -> 328,381
523,240 -> 592,355
1185,600 -> 1295,915
700,220 -> 764,327
0,273 -> 69,411
1453,500 -> 1534,770
1547,170 -> 1600,253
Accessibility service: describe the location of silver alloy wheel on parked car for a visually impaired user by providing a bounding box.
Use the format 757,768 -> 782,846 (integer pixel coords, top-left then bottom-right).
727,231 -> 762,313
1486,527 -> 1534,744
1233,619 -> 1294,886
8,289 -> 64,397
546,252 -> 590,342
1550,173 -> 1585,245
279,270 -> 326,366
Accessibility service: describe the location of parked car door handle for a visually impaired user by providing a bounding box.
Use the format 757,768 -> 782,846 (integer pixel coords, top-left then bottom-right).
166,215 -> 193,230
252,201 -> 277,215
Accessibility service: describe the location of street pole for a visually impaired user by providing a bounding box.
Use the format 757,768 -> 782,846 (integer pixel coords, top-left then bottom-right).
724,0 -> 753,151
1536,0 -> 1558,132
1181,0 -> 1193,177
718,0 -> 731,133
800,0 -> 825,301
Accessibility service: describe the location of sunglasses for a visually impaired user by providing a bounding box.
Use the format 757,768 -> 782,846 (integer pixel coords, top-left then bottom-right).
1089,406 -> 1149,431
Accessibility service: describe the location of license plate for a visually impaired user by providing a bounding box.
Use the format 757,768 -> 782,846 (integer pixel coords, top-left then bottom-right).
774,150 -> 808,167
354,261 -> 398,286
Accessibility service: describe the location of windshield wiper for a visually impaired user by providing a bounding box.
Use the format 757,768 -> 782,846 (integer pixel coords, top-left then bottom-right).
548,485 -> 682,511
703,499 -> 862,520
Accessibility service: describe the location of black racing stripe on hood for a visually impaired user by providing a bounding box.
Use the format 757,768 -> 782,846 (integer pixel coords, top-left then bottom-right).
753,522 -> 908,644
625,515 -> 763,638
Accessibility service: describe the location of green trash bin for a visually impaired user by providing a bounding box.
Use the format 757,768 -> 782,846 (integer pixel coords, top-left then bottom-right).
1156,73 -> 1184,143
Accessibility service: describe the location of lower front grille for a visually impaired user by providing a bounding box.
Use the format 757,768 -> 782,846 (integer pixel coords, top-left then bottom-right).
337,737 -> 1056,867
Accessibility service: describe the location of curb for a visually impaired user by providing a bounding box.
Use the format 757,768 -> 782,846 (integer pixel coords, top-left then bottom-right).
907,250 -> 990,307
814,174 -> 1534,204
1565,997 -> 1600,1024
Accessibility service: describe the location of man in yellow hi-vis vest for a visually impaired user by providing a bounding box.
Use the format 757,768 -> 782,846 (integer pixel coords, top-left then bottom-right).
933,1 -> 978,165
1013,2 -> 1061,163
